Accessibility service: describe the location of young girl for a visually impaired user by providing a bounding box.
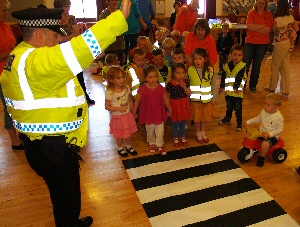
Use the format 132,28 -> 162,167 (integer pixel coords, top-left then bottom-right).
105,66 -> 138,157
166,63 -> 191,147
132,64 -> 172,155
188,48 -> 216,143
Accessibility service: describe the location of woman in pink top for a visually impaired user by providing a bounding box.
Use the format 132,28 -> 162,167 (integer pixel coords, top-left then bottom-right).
185,19 -> 218,66
132,64 -> 172,155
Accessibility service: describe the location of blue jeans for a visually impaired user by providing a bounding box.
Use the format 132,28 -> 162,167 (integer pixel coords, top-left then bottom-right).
243,43 -> 268,89
172,120 -> 186,139
0,84 -> 14,130
225,96 -> 243,126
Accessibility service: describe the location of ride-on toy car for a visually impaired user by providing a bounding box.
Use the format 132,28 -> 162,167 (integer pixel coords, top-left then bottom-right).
237,126 -> 287,164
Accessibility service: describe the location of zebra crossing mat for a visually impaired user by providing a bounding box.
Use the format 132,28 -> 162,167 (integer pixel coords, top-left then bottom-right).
122,143 -> 298,226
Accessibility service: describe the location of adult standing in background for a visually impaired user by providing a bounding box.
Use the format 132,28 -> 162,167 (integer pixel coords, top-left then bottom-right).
243,0 -> 273,93
0,1 -> 130,225
173,0 -> 199,34
119,0 -> 148,64
137,0 -> 156,36
265,0 -> 298,97
0,0 -> 24,150
54,0 -> 95,104
170,1 -> 182,30
100,0 -> 125,65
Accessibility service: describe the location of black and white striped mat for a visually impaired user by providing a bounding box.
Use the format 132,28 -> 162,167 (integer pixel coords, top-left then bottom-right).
122,143 -> 298,226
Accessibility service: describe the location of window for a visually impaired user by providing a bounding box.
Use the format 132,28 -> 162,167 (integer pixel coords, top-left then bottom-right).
69,0 -> 97,20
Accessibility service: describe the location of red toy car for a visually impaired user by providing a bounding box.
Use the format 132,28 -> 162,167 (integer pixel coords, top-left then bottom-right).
237,128 -> 287,164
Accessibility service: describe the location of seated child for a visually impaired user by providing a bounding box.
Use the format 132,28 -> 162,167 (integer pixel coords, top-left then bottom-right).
243,93 -> 284,167
170,30 -> 182,49
181,31 -> 190,50
154,30 -> 166,49
102,54 -> 119,80
152,49 -> 171,85
171,48 -> 187,65
125,48 -> 147,97
162,37 -> 176,67
156,18 -> 170,35
217,23 -> 234,75
130,36 -> 153,64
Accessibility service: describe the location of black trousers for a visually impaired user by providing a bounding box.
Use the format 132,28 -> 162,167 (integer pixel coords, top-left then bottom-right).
22,134 -> 81,227
77,71 -> 91,100
225,95 -> 243,126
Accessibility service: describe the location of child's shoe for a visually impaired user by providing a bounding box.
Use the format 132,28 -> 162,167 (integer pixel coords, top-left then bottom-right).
256,156 -> 265,167
219,118 -> 230,124
126,147 -> 138,156
118,148 -> 128,157
158,147 -> 167,155
196,137 -> 203,144
173,138 -> 181,147
181,137 -> 188,146
202,136 -> 209,143
149,144 -> 156,153
236,125 -> 242,131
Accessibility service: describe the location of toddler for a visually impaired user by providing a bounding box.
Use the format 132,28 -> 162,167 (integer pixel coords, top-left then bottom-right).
170,30 -> 182,48
105,66 -> 138,157
102,54 -> 119,80
243,93 -> 284,167
162,37 -> 176,67
130,36 -> 153,64
188,48 -> 216,143
152,48 -> 171,85
154,30 -> 166,49
132,64 -> 172,155
219,44 -> 247,131
166,63 -> 191,147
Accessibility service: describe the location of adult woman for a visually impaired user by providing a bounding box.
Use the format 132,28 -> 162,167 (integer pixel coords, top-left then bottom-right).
99,0 -> 125,65
185,19 -> 218,66
170,1 -> 181,30
244,0 -> 274,93
265,0 -> 298,97
0,0 -> 24,150
54,0 -> 95,104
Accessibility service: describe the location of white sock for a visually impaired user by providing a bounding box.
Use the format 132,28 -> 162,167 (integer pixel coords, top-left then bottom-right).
196,131 -> 202,139
126,145 -> 132,149
118,146 -> 123,151
202,131 -> 207,139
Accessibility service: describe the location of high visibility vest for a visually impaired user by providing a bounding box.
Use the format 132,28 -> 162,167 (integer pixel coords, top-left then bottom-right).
157,69 -> 166,87
224,61 -> 247,98
188,66 -> 214,103
128,67 -> 142,97
153,41 -> 161,49
0,10 -> 128,144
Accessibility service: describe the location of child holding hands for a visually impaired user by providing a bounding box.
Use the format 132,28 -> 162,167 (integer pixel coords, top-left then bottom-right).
243,93 -> 284,167
188,48 -> 216,143
105,66 -> 138,157
133,64 -> 172,155
166,63 -> 191,147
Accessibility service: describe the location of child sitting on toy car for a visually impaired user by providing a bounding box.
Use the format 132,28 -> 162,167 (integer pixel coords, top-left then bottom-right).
243,93 -> 284,167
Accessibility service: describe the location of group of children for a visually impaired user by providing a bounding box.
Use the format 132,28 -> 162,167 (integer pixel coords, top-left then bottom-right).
103,27 -> 284,167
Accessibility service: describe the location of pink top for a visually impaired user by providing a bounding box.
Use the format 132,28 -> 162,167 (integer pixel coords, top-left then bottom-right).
0,23 -> 16,74
138,83 -> 168,125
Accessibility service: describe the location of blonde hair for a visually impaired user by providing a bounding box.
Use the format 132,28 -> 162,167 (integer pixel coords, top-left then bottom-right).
266,93 -> 282,107
181,31 -> 190,40
162,38 -> 176,49
106,66 -> 126,91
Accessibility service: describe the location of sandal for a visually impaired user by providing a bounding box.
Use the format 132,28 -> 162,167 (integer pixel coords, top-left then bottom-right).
174,138 -> 181,147
202,136 -> 209,143
126,147 -> 138,156
181,137 -> 188,146
118,148 -> 128,157
197,137 -> 203,144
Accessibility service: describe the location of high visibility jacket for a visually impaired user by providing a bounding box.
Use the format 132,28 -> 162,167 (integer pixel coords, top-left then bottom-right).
157,69 -> 168,87
0,11 -> 128,146
153,41 -> 161,49
126,65 -> 145,97
188,66 -> 214,103
224,61 -> 247,98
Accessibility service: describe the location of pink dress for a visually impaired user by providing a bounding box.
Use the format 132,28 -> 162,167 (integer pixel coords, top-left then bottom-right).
138,84 -> 168,125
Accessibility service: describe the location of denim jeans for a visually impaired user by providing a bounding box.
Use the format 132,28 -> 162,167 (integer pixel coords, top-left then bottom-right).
225,96 -> 243,126
243,43 -> 268,89
172,120 -> 186,139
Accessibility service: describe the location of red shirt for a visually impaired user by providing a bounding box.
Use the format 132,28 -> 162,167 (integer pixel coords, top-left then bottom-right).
246,9 -> 274,44
0,23 -> 16,74
185,33 -> 218,65
173,4 -> 198,34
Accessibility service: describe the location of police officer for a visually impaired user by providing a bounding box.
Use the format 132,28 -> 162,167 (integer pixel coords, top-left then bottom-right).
0,1 -> 131,226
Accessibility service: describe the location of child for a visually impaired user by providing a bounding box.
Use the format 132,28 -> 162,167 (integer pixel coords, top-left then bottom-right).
162,38 -> 176,67
171,48 -> 187,65
152,48 -> 171,84
166,63 -> 192,147
105,66 -> 138,157
243,93 -> 284,167
188,48 -> 216,143
129,36 -> 153,64
125,48 -> 147,97
132,64 -> 172,155
219,44 -> 247,131
217,23 -> 234,75
181,31 -> 190,50
170,30 -> 182,48
102,54 -> 119,80
154,30 -> 166,49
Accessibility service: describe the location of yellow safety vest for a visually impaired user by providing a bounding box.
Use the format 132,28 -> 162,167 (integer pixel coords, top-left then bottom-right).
157,68 -> 169,87
0,11 -> 128,146
188,66 -> 214,103
224,61 -> 247,98
126,67 -> 143,97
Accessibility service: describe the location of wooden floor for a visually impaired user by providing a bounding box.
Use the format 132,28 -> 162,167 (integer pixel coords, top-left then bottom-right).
1,48 -> 300,226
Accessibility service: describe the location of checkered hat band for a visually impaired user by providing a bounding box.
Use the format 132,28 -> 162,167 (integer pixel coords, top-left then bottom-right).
19,19 -> 61,27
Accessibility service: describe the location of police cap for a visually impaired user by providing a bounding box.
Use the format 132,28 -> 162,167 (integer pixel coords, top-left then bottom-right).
12,7 -> 67,35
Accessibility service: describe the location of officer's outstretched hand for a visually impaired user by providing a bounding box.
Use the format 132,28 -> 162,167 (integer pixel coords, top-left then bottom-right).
120,0 -> 132,18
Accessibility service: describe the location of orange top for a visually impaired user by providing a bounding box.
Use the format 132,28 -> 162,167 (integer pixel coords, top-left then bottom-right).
173,4 -> 198,34
185,33 -> 218,65
246,9 -> 274,44
0,23 -> 16,74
